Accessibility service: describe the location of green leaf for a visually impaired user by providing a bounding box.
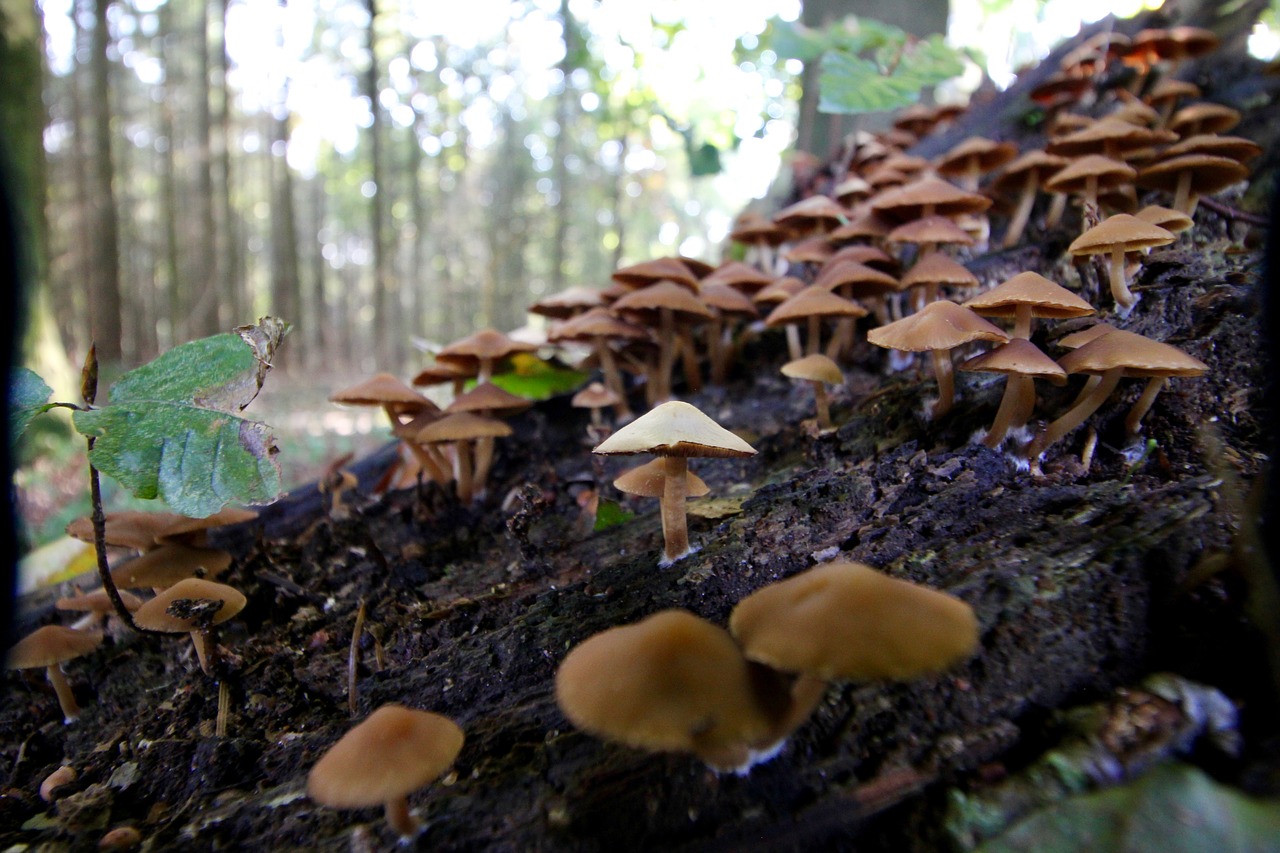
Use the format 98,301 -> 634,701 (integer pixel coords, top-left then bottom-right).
489,354 -> 589,401
818,50 -> 922,115
9,366 -> 54,445
978,763 -> 1280,853
593,499 -> 634,532
71,318 -> 288,517
767,18 -> 829,61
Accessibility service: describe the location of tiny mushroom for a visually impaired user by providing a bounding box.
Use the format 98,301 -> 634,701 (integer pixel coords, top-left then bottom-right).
132,577 -> 247,675
572,382 -> 621,437
555,610 -> 787,773
593,401 -> 756,564
781,354 -> 844,431
6,625 -> 103,723
307,703 -> 464,841
958,339 -> 1068,449
729,562 -> 978,743
1068,214 -> 1174,311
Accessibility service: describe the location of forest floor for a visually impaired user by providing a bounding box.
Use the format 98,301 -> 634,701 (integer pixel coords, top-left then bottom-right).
6,14 -> 1280,853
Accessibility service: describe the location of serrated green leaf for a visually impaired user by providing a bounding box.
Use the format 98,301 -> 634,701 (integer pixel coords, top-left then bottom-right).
10,366 -> 54,444
978,763 -> 1280,853
818,50 -> 922,114
593,499 -> 634,532
73,403 -> 280,517
70,318 -> 287,517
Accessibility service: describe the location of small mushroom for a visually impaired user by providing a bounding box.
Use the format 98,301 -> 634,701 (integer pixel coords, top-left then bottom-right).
1068,214 -> 1174,311
958,339 -> 1067,448
132,578 -> 246,675
572,382 -> 621,438
781,354 -> 844,431
6,625 -> 103,723
307,703 -> 464,841
555,610 -> 787,772
593,401 -> 756,564
39,765 -> 76,802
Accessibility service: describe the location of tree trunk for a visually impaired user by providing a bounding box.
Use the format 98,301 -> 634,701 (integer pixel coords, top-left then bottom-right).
194,0 -> 220,335
216,0 -> 242,325
364,0 -> 396,369
89,0 -> 123,363
269,111 -> 301,362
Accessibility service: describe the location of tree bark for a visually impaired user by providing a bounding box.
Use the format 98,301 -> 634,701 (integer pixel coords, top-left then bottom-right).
88,0 -> 123,363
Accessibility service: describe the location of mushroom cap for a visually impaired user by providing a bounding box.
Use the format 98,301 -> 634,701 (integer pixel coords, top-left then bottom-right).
1137,154 -> 1249,197
813,260 -> 900,298
752,276 -> 805,307
411,360 -> 476,388
528,286 -> 605,319
765,285 -> 868,327
571,382 -> 621,410
330,374 -> 433,409
991,150 -> 1070,193
1134,205 -> 1195,234
958,338 -> 1068,382
613,458 -> 709,499
66,510 -> 188,551
1056,322 -> 1117,350
782,354 -> 844,386
729,562 -> 979,682
1042,155 -> 1137,195
156,508 -> 258,546
829,206 -> 894,241
110,543 -> 233,590
132,578 -> 247,633
7,625 -> 103,670
1056,328 -> 1208,378
555,610 -> 774,761
56,588 -> 143,615
611,257 -> 700,291
436,329 -> 538,370
900,254 -> 979,292
1045,117 -> 1176,158
782,235 -> 835,265
549,308 -> 650,343
593,400 -> 756,458
867,300 -> 1008,353
871,177 -> 992,222
699,261 -> 775,294
934,136 -> 1018,177
1068,214 -> 1175,256
1145,78 -> 1201,105
446,381 -> 533,416
729,213 -> 789,246
307,704 -> 464,809
416,411 -> 513,443
772,195 -> 849,230
962,271 -> 1095,321
611,280 -> 714,321
827,245 -> 896,271
886,215 -> 975,248
1168,102 -> 1240,136
699,283 -> 760,318
1161,134 -> 1262,164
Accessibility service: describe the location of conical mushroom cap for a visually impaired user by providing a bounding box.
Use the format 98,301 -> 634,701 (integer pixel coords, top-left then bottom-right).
572,382 -> 621,410
66,510 -> 187,551
772,195 -> 849,230
7,625 -> 103,670
416,412 -> 513,443
307,704 -> 464,809
1068,214 -> 1175,256
782,354 -> 844,385
446,382 -> 533,416
528,286 -> 605,319
765,286 -> 867,327
593,401 -> 756,458
814,260 -> 900,298
699,261 -> 775,293
729,562 -> 978,681
132,578 -> 246,632
886,215 -> 974,247
867,301 -> 1008,352
871,177 -> 992,222
1042,155 -> 1136,195
611,257 -> 700,290
330,374 -> 433,408
436,329 -> 538,370
958,338 -> 1068,382
1137,154 -> 1249,197
612,280 -> 713,320
963,272 -> 1095,320
900,254 -> 978,291
1056,328 -> 1208,378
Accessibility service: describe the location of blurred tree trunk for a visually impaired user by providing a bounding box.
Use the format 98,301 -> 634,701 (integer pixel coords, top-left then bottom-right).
216,0 -> 242,326
89,0 -> 123,363
269,110 -> 301,357
406,115 -> 426,345
193,0 -> 220,336
549,0 -> 578,294
794,0 -> 950,157
364,0 -> 396,369
159,0 -> 181,352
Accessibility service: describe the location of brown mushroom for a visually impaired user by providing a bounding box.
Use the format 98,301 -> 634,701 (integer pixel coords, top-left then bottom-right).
307,704 -> 464,841
132,578 -> 247,675
933,136 -> 1018,192
959,339 -> 1068,448
1136,153 -> 1249,216
611,280 -> 714,402
1068,214 -> 1174,311
992,150 -> 1069,248
7,625 -> 103,723
782,354 -> 844,431
764,286 -> 867,361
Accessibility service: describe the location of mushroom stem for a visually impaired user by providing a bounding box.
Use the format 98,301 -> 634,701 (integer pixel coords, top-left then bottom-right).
1045,192 -> 1067,229
657,308 -> 676,401
1002,176 -> 1037,248
707,316 -> 726,385
807,315 -> 822,356
191,629 -> 215,675
1125,375 -> 1167,434
46,664 -> 80,723
678,326 -> 703,392
784,324 -> 803,362
1030,366 -> 1124,458
1107,244 -> 1137,309
981,373 -> 1036,449
930,348 -> 956,418
1173,170 -> 1193,215
812,380 -> 833,430
594,337 -> 631,419
473,436 -> 497,497
1013,304 -> 1033,341
659,456 -> 691,564
403,440 -> 451,485
454,440 -> 475,505
384,796 -> 419,840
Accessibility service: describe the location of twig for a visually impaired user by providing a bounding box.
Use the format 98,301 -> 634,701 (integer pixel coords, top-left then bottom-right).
348,600 -> 366,717
1198,196 -> 1269,226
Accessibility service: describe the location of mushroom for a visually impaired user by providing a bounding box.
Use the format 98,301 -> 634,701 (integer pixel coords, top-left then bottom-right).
132,577 -> 247,675
435,328 -> 538,385
593,401 -> 756,564
329,373 -> 437,427
1028,328 -> 1208,460
699,283 -> 760,385
764,285 -> 867,361
444,381 -> 533,498
555,610 -> 786,773
772,194 -> 849,238
1136,153 -> 1249,216
899,252 -> 979,310
959,339 -> 1068,448
109,542 -> 233,590
6,625 -> 103,723
933,136 -> 1018,192
56,587 -> 143,631
307,703 -> 464,841
866,301 -> 1009,418
549,307 -> 649,419
571,382 -> 621,439
962,271 -> 1095,342
728,562 -> 978,744
991,150 -> 1068,248
611,256 -> 700,291
40,765 -> 77,802
781,354 -> 844,431
1041,154 -> 1136,230
415,412 -> 513,505
1068,214 -> 1174,311
729,212 -> 789,273
611,280 -> 713,402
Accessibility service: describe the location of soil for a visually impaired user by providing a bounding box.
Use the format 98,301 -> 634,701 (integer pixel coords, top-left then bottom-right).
5,12 -> 1280,853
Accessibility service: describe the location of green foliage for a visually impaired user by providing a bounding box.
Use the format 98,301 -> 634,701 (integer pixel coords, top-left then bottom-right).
978,762 -> 1280,853
70,318 -> 289,518
489,354 -> 589,401
9,366 -> 54,448
593,498 -> 634,532
766,15 -> 965,116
